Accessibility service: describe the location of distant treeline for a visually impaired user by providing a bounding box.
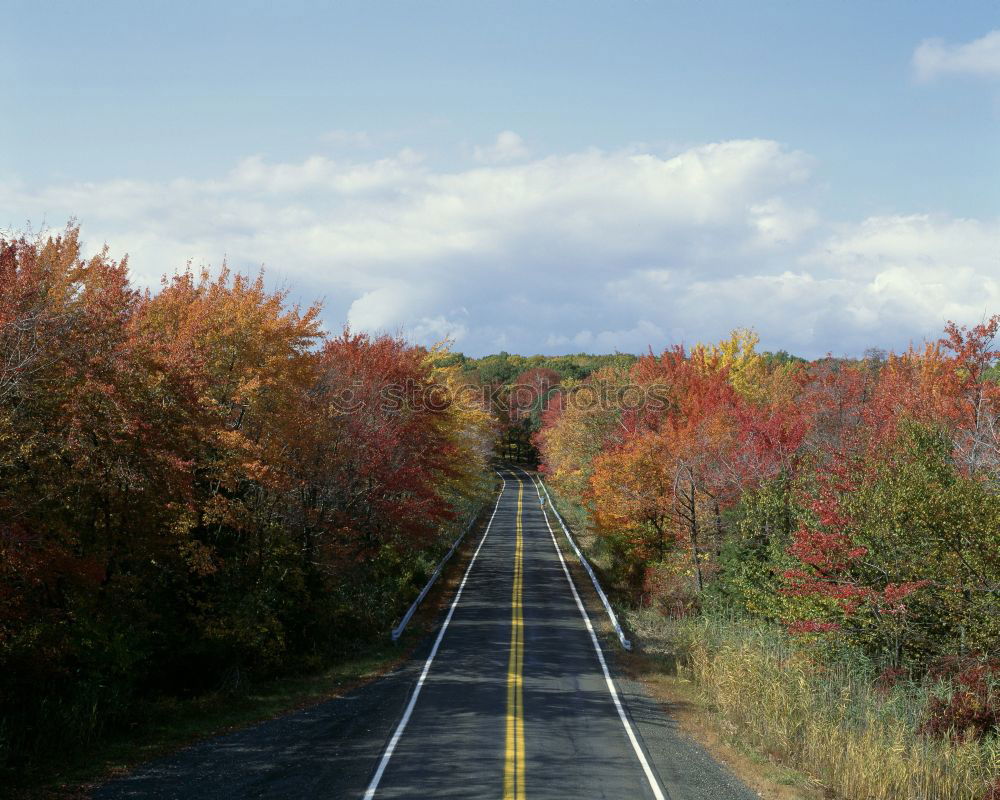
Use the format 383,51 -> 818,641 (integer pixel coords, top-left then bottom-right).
441,348 -> 807,463
439,348 -> 806,387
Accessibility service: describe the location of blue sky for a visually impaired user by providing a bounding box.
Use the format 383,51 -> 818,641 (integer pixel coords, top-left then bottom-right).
3,1 -> 999,357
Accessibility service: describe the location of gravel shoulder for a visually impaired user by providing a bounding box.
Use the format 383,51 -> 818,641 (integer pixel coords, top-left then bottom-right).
531,473 -> 760,800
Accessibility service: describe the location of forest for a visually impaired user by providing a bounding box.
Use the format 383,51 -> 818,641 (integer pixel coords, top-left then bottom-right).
0,227 -> 495,777
531,327 -> 1000,797
1,225 -> 998,797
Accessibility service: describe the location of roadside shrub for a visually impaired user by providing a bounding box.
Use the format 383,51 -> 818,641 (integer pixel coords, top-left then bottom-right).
922,660 -> 1000,741
630,610 -> 1000,800
641,562 -> 700,617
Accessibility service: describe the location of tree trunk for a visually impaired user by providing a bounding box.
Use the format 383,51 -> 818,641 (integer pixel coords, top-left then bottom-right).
687,474 -> 703,593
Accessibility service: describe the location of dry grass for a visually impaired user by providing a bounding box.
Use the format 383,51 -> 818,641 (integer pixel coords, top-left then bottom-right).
621,650 -> 831,800
630,611 -> 1000,800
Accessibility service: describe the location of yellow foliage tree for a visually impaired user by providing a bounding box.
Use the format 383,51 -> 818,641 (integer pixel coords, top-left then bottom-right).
426,346 -> 496,510
691,328 -> 768,404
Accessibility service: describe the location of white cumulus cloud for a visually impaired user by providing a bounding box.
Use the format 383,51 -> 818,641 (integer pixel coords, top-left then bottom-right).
913,29 -> 1000,82
473,131 -> 530,164
2,139 -> 997,358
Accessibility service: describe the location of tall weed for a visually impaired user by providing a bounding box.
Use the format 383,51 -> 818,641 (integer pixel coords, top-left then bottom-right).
631,611 -> 1000,800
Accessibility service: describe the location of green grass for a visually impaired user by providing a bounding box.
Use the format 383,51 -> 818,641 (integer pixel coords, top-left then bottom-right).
536,480 -> 619,585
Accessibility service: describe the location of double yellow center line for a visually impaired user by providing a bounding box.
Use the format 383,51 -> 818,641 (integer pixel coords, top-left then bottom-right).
504,481 -> 526,800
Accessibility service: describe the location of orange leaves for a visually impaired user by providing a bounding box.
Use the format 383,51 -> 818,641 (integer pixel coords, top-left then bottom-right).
590,431 -> 672,537
865,344 -> 959,447
533,368 -> 628,501
941,317 -> 1000,384
539,334 -> 817,590
141,265 -> 322,423
534,324 -> 1000,674
0,225 -> 491,726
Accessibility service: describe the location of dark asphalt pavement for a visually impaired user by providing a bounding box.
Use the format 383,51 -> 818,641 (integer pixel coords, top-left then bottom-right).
95,470 -> 758,800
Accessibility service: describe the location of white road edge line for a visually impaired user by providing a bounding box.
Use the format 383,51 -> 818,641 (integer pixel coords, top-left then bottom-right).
363,472 -> 508,800
534,472 -> 631,649
520,468 -> 667,800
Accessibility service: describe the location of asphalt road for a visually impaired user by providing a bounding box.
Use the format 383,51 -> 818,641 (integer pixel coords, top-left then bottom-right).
96,470 -> 757,800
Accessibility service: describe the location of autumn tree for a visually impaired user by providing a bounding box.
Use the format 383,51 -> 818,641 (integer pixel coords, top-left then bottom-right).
0,226 -> 496,774
534,366 -> 633,501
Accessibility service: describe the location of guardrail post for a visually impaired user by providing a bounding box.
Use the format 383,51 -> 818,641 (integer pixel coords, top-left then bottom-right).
390,494 -> 490,642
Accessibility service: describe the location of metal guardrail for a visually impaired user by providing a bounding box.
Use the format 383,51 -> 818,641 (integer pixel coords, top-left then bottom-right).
390,507 -> 483,643
391,469 -> 631,651
521,468 -> 633,651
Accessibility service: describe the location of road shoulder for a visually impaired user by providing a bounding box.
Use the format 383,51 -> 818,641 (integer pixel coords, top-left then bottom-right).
533,474 -> 824,800
35,498 -> 500,800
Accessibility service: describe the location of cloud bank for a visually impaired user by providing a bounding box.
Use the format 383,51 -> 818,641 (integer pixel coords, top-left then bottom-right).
2,135 -> 997,358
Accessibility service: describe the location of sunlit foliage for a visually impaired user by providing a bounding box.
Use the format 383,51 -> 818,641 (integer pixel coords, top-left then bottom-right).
0,226 -> 493,772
